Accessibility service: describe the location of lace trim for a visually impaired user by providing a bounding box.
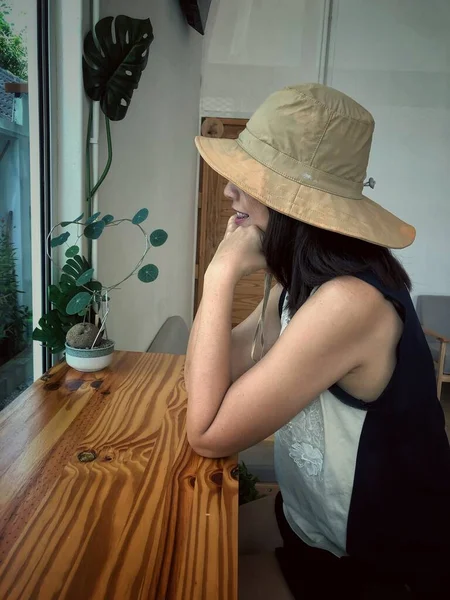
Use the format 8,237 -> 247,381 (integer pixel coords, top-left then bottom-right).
278,399 -> 325,479
278,291 -> 324,479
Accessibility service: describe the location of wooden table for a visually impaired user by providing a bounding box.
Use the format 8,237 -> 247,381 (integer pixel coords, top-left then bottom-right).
0,352 -> 238,599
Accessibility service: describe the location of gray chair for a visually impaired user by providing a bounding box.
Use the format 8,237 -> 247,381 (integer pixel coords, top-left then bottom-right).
147,316 -> 190,355
416,295 -> 450,400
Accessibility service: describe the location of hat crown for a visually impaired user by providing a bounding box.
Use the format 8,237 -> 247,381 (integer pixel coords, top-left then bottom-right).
243,83 -> 375,187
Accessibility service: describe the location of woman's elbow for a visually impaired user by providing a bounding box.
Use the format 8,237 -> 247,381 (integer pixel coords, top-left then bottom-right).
187,432 -> 230,459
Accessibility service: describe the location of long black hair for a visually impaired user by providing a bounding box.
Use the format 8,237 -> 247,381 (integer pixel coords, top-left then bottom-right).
262,209 -> 411,317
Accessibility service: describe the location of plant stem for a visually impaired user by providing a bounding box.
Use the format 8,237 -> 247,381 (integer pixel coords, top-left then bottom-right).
86,103 -> 93,264
88,114 -> 113,200
85,103 -> 93,207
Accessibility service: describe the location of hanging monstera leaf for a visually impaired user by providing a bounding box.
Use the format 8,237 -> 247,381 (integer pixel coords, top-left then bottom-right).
83,15 -> 153,121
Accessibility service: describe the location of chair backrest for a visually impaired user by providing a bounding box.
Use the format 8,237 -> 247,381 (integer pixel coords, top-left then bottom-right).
147,316 -> 190,355
416,295 -> 450,339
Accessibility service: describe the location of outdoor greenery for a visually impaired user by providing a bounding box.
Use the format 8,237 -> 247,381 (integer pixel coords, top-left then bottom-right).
0,218 -> 29,365
0,2 -> 27,80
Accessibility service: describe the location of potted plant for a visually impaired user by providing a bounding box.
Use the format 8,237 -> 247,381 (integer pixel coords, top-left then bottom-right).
33,209 -> 167,372
32,15 -> 164,372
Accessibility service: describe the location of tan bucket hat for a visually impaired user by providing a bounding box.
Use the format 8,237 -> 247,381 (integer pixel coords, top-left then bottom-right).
195,83 -> 416,249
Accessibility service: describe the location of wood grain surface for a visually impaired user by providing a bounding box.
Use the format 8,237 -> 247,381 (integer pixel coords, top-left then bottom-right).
0,352 -> 238,600
196,118 -> 268,326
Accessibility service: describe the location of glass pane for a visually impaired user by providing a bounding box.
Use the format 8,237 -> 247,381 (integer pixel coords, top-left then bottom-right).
0,1 -> 33,409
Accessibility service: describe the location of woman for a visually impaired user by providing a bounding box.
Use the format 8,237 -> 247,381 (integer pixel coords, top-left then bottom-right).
185,84 -> 450,598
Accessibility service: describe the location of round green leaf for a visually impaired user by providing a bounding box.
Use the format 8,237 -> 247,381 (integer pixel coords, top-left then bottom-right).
102,214 -> 114,224
132,208 -> 149,225
149,229 -> 168,247
85,211 -> 101,224
76,268 -> 95,286
50,232 -> 70,247
66,292 -> 92,315
65,245 -> 80,258
88,281 -> 103,292
138,264 -> 159,283
84,220 -> 105,240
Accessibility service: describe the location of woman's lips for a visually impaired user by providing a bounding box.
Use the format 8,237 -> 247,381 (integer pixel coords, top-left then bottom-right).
235,211 -> 249,225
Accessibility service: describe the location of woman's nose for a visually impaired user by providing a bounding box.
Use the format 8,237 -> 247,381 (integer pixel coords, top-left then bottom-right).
224,181 -> 236,200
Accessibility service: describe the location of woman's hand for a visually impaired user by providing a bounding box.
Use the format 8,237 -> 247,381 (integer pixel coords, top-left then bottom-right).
207,216 -> 267,282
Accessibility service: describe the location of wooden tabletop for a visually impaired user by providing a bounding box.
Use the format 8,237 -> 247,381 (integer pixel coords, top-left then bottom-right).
0,352 -> 238,599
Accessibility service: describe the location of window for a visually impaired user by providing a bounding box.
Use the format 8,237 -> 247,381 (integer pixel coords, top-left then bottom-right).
0,0 -> 50,409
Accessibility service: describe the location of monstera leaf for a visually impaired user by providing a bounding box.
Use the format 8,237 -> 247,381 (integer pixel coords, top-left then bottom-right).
83,15 -> 153,121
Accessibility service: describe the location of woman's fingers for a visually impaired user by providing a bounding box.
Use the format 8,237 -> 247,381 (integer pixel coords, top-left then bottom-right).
225,215 -> 238,239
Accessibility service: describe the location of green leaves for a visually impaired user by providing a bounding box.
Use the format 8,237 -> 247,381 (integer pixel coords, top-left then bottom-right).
66,292 -> 92,316
43,208 -> 168,337
62,263 -> 79,279
50,232 -> 70,247
132,208 -> 148,225
149,229 -> 168,247
33,253 -> 103,352
238,462 -> 264,505
65,245 -> 80,258
88,281 -> 102,293
76,268 -> 94,287
85,211 -> 101,224
32,310 -> 67,354
84,220 -> 105,239
83,15 -> 153,121
0,9 -> 28,80
138,264 -> 159,283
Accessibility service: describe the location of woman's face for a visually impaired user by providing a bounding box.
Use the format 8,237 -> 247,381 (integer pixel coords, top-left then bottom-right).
224,182 -> 270,232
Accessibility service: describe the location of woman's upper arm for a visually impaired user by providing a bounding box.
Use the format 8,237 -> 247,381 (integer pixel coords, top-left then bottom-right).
231,283 -> 283,382
193,277 -> 385,458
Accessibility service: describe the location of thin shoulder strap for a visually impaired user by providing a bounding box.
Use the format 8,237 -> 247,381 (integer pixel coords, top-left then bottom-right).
251,273 -> 273,363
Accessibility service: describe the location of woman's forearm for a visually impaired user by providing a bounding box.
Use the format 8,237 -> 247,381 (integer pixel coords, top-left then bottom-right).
184,300 -> 203,388
186,268 -> 236,442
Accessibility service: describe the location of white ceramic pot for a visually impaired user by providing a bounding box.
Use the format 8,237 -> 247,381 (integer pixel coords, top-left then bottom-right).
65,341 -> 115,373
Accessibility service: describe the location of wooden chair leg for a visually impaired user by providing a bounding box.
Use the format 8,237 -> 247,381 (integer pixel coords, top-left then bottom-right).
436,341 -> 447,401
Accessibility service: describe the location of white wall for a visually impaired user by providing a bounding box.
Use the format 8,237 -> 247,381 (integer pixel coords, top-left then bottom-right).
327,0 -> 450,297
97,0 -> 202,351
201,0 -> 328,117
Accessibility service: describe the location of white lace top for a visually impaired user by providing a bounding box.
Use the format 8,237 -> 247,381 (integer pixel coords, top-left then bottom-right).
274,292 -> 367,556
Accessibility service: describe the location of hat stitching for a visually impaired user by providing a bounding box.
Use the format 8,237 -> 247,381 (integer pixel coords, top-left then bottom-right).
200,138 -> 367,207
240,128 -> 364,187
235,139 -> 361,199
283,87 -> 374,125
308,110 -> 334,167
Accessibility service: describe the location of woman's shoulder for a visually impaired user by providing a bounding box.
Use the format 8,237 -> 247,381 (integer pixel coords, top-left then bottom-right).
313,275 -> 386,310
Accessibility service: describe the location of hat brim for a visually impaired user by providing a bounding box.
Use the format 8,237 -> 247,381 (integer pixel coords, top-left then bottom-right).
195,136 -> 416,250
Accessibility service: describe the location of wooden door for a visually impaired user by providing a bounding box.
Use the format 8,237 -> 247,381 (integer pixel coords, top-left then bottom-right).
195,118 -> 267,326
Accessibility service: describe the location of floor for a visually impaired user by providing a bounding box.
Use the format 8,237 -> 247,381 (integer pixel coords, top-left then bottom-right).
441,383 -> 450,437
